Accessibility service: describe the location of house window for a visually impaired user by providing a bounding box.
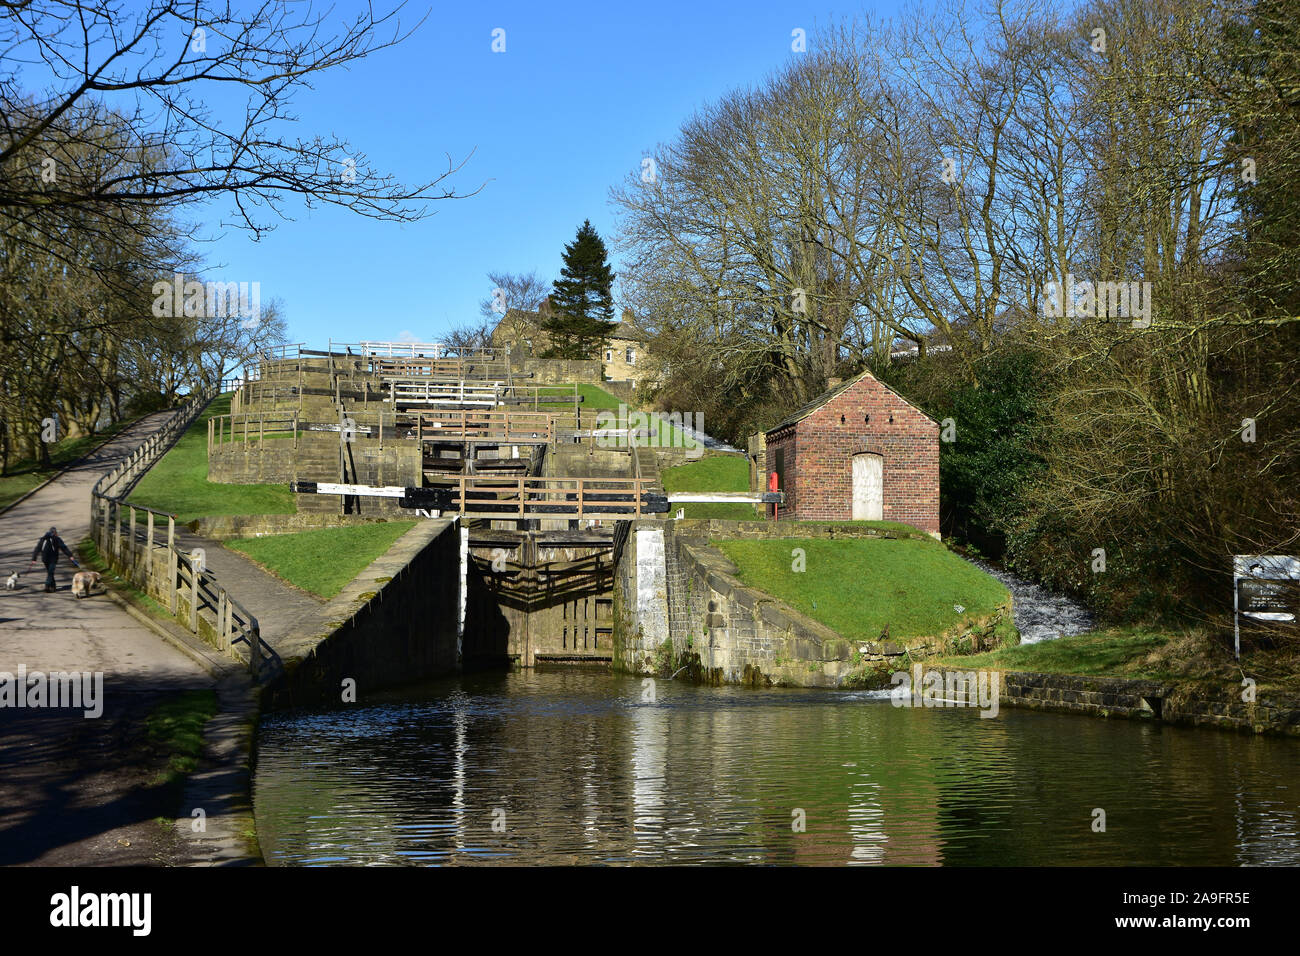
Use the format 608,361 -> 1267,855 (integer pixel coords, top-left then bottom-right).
605,349 -> 612,362
626,347 -> 636,365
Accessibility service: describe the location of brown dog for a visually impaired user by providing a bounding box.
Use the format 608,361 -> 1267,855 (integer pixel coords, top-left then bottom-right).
72,570 -> 102,598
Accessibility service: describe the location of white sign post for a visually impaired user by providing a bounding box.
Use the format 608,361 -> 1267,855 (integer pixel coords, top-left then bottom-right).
1232,555 -> 1300,660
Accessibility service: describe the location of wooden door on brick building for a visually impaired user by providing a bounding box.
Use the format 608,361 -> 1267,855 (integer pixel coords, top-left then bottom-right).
852,453 -> 883,521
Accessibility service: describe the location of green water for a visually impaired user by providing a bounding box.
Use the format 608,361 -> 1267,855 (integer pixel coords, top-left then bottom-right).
253,669 -> 1299,865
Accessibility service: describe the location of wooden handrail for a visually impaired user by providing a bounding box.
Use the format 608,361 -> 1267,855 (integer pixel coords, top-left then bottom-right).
90,386 -> 279,679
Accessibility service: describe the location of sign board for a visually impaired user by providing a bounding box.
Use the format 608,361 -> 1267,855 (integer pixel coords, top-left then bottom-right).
1233,555 -> 1300,658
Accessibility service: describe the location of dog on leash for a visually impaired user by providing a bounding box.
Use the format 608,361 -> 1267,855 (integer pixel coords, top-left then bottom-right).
5,571 -> 18,590
72,570 -> 102,598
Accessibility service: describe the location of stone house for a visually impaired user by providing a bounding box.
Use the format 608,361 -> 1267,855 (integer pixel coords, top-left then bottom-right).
491,304 -> 658,388
490,301 -> 555,358
601,313 -> 648,384
763,370 -> 939,535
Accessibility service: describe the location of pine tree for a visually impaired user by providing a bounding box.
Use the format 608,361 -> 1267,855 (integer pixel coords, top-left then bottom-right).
542,220 -> 617,359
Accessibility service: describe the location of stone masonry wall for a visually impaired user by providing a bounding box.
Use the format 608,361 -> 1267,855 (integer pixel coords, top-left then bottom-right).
928,666 -> 1300,737
613,519 -> 1012,688
264,520 -> 461,710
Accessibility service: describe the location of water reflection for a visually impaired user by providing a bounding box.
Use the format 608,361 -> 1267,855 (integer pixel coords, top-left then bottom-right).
254,670 -> 1300,866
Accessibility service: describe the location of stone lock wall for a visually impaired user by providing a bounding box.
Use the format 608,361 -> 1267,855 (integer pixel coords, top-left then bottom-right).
613,519 -> 1013,689
514,356 -> 604,385
264,520 -> 461,710
927,666 -> 1300,737
208,439 -> 299,484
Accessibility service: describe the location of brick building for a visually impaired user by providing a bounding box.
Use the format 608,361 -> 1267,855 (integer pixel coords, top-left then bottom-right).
763,370 -> 939,535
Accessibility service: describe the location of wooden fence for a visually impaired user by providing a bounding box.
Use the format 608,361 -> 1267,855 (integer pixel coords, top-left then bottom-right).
208,408 -> 559,452
90,388 -> 280,679
431,476 -> 666,519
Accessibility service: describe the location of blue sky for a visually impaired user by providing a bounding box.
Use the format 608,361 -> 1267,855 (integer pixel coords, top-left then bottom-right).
187,1 -> 907,347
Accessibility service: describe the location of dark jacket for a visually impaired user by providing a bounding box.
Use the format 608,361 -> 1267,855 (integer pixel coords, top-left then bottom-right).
32,531 -> 74,565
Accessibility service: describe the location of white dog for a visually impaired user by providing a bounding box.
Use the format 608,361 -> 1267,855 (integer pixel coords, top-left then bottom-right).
72,570 -> 102,598
5,572 -> 18,590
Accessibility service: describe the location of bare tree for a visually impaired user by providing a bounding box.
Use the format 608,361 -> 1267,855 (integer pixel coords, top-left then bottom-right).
0,1 -> 475,470
477,271 -> 550,319
0,0 -> 475,244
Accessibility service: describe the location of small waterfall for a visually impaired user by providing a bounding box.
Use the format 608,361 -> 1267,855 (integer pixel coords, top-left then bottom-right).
964,557 -> 1094,645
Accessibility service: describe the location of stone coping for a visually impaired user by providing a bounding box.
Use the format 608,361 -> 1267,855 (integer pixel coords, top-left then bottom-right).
924,664 -> 1300,737
190,513 -> 406,539
273,519 -> 453,668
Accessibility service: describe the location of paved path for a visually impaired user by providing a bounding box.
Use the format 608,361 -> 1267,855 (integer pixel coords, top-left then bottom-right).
0,416 -> 222,865
170,527 -> 323,649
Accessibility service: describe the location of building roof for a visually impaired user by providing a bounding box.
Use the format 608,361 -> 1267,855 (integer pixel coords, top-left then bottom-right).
608,318 -> 644,342
765,368 -> 937,435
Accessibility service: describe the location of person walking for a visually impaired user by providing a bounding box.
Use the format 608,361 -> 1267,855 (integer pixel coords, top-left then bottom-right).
30,526 -> 79,593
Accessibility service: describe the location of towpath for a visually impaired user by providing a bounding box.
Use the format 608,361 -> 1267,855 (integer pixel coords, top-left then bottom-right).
0,415 -> 247,865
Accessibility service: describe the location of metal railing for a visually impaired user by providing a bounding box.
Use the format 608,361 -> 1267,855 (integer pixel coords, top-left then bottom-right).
384,378 -> 583,413
386,378 -> 505,408
90,387 -> 280,679
329,340 -> 509,362
208,412 -> 303,453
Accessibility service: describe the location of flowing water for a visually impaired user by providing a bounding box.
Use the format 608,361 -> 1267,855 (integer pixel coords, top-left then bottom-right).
967,557 -> 1096,644
254,669 -> 1300,866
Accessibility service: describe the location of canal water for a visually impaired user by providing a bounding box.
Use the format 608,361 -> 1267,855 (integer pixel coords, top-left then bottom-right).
254,670 -> 1300,865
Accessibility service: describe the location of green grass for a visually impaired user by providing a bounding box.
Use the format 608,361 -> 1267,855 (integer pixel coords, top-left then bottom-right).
130,392 -> 297,521
933,627 -> 1178,680
226,521 -> 417,598
716,536 -> 1010,641
0,415 -> 144,511
576,383 -> 623,410
146,689 -> 218,786
662,455 -> 757,519
534,383 -> 690,449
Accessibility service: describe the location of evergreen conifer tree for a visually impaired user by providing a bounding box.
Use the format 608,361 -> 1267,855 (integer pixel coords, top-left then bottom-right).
542,220 -> 617,359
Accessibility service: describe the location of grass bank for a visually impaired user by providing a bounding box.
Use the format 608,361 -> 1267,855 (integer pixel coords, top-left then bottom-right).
662,455 -> 756,519
540,382 -> 690,448
933,626 -> 1300,693
226,521 -> 417,598
130,392 -> 296,521
0,415 -> 144,511
716,536 -> 1010,642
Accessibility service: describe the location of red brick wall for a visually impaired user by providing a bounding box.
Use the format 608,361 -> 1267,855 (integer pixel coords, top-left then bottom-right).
766,374 -> 939,534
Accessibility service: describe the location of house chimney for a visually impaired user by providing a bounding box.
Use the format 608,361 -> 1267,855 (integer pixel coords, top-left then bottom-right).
827,376 -> 842,389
